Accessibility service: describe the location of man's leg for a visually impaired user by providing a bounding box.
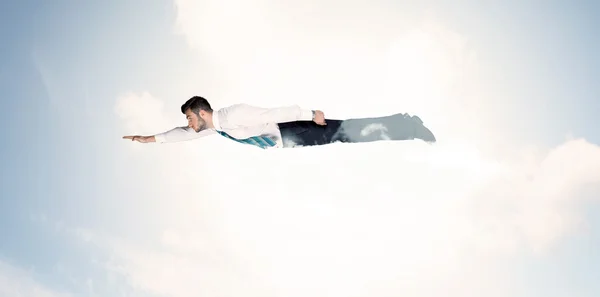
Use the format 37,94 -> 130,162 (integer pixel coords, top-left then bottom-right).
335,112 -> 436,143
277,113 -> 436,148
277,119 -> 346,147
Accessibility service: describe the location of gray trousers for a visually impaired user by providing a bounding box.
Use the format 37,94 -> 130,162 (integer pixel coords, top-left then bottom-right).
277,113 -> 436,148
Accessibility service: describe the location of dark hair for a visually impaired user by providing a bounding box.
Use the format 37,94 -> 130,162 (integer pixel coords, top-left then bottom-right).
181,96 -> 213,115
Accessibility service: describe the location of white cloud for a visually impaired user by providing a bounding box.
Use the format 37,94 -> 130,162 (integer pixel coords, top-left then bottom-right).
170,0 -> 491,148
104,128 -> 600,297
468,139 -> 600,255
0,259 -> 73,297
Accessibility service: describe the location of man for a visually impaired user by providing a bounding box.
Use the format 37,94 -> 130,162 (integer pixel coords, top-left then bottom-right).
123,96 -> 436,149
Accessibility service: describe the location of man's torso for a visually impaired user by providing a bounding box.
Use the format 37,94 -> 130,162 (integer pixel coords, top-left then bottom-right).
213,107 -> 285,148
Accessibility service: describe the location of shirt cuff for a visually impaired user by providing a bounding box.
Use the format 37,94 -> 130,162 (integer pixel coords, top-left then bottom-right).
299,109 -> 314,121
154,134 -> 166,143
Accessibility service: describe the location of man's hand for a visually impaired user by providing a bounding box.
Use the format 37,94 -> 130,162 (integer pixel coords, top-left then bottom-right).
123,135 -> 155,143
312,110 -> 326,125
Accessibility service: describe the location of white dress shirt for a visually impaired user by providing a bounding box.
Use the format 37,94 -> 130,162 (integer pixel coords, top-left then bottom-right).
153,103 -> 314,148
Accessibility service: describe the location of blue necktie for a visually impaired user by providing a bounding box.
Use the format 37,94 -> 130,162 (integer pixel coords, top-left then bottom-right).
217,131 -> 277,149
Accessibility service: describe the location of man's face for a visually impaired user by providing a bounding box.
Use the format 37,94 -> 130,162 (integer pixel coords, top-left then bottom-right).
185,109 -> 206,132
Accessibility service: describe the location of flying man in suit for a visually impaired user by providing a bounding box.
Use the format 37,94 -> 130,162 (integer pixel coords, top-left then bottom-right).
123,96 -> 436,149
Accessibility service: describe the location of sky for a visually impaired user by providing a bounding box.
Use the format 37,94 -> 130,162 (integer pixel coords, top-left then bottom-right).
1,0 -> 600,296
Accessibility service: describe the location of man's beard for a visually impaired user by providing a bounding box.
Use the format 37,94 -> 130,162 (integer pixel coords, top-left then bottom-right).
195,119 -> 207,132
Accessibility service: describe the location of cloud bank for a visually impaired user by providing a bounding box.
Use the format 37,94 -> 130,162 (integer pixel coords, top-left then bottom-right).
108,121 -> 600,297
108,1 -> 600,296
115,93 -> 600,297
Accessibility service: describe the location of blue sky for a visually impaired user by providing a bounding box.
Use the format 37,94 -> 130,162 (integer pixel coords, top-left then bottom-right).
1,1 -> 599,296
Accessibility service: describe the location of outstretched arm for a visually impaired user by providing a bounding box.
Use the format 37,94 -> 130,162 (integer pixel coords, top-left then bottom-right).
228,103 -> 326,126
123,126 -> 216,143
123,135 -> 156,143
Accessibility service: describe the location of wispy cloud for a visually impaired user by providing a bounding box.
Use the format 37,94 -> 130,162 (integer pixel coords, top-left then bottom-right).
114,91 -> 176,135
0,259 -> 73,297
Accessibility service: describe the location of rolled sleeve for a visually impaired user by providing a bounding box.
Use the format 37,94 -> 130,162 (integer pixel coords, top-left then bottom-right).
299,109 -> 313,121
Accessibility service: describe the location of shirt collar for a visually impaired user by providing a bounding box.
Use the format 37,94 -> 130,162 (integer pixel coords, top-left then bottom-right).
211,109 -> 222,131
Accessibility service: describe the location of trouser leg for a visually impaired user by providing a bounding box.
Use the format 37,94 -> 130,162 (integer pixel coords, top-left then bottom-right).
334,113 -> 436,143
277,120 -> 346,147
277,113 -> 436,148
